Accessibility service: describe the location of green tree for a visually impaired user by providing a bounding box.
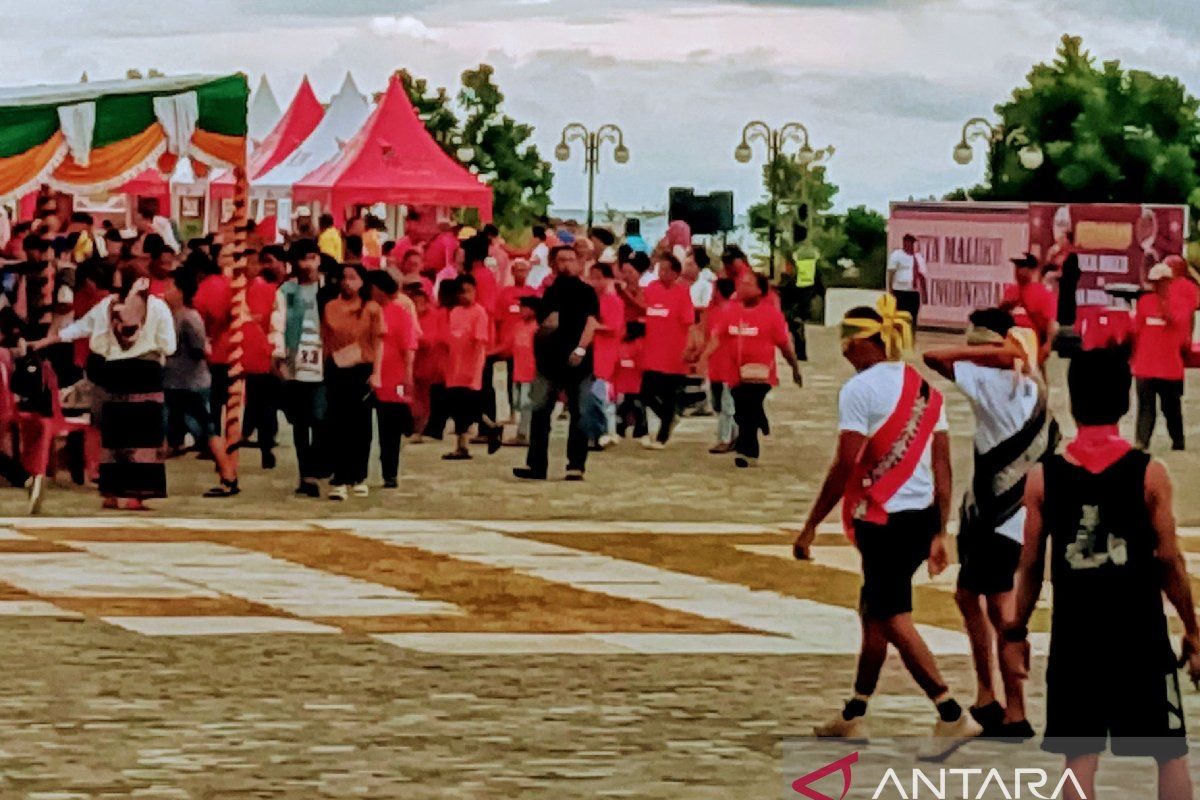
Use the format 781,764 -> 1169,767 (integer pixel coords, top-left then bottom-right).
747,148 -> 838,274
970,36 -> 1200,226
827,205 -> 889,288
457,64 -> 554,235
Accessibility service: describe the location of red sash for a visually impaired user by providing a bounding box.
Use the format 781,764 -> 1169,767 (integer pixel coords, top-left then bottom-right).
842,365 -> 943,541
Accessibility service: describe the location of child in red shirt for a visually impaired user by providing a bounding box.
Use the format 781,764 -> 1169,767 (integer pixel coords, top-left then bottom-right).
505,296 -> 540,445
705,277 -> 739,453
442,275 -> 501,460
613,321 -> 648,440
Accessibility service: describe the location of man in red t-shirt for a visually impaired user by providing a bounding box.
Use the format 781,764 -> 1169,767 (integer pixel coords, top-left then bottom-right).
240,256 -> 280,468
639,253 -> 695,448
1133,263 -> 1189,450
1165,254 -> 1199,354
1000,253 -> 1057,359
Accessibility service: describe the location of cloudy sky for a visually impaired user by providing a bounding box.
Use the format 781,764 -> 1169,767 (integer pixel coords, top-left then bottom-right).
3,0 -> 1198,215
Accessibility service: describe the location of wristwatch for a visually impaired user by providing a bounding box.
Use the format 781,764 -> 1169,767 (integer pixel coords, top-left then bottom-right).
572,347 -> 586,357
1002,624 -> 1028,643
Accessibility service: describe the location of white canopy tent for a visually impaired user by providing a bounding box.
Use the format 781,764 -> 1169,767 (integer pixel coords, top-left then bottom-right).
255,72 -> 369,200
247,75 -> 282,144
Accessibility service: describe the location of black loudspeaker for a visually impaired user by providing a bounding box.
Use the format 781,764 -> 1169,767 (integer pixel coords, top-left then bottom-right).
668,188 -> 734,235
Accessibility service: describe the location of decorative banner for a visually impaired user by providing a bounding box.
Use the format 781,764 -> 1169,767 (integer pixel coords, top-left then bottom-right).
888,203 -> 1030,328
1028,202 -> 1187,307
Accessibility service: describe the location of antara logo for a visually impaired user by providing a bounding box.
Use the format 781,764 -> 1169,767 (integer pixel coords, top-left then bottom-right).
791,755 -> 1088,800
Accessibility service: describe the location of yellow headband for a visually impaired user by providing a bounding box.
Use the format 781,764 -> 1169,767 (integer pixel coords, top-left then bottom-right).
841,294 -> 913,360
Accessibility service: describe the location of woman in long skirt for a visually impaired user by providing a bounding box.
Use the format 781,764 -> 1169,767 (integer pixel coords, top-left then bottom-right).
34,273 -> 178,510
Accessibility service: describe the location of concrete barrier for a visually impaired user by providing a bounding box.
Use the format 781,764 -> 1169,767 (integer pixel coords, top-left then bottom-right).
821,288 -> 885,326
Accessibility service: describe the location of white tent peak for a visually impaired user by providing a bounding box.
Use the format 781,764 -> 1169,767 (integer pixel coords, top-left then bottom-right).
247,75 -> 282,141
253,72 -> 371,199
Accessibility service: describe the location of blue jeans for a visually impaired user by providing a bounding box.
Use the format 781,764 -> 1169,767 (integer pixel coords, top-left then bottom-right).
526,371 -> 594,475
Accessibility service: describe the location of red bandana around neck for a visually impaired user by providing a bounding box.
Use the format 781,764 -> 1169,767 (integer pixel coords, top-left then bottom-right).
1065,424 -> 1132,474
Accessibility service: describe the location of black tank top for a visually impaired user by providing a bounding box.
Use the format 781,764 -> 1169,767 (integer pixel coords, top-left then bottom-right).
1043,450 -> 1172,666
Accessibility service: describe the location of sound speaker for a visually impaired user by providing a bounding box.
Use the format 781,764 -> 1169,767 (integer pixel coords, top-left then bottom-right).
668,188 -> 734,235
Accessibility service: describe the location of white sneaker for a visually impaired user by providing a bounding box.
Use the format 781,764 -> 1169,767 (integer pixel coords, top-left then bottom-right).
918,712 -> 984,760
598,434 -> 618,449
640,437 -> 665,451
351,483 -> 369,498
638,436 -> 653,449
328,485 -> 348,501
813,712 -> 868,739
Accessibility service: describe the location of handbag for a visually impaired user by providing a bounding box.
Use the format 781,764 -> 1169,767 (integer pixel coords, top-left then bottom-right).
735,317 -> 771,383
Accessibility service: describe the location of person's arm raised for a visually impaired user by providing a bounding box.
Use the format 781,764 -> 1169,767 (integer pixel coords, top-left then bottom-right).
922,342 -> 1019,381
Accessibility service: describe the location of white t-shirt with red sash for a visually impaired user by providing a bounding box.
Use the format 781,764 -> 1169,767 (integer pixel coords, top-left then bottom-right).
838,361 -> 948,537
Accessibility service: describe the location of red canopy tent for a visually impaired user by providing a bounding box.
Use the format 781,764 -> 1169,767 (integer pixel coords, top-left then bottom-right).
292,75 -> 492,225
117,167 -> 171,215
210,76 -> 323,200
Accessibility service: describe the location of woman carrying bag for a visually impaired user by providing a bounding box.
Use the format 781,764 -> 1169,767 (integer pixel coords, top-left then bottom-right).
700,271 -> 802,468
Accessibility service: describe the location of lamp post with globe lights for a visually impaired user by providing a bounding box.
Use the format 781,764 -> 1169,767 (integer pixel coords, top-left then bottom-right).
555,123 -> 629,230
735,121 -> 820,276
953,117 -> 1044,179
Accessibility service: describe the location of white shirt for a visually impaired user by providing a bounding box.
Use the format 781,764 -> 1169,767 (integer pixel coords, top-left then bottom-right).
638,268 -> 658,288
838,361 -> 949,513
531,242 -> 549,267
689,279 -> 714,309
58,294 -> 176,361
886,249 -> 922,292
151,216 -> 181,254
953,362 -> 1039,542
526,263 -> 552,291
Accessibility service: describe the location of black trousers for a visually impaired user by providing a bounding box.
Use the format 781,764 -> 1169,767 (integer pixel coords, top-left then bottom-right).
282,380 -> 327,481
616,393 -> 648,438
376,401 -> 413,482
326,364 -> 374,486
423,383 -> 449,439
640,371 -> 684,443
892,290 -> 921,333
731,382 -> 771,459
526,371 -> 593,475
243,373 -> 280,452
1136,378 -> 1184,449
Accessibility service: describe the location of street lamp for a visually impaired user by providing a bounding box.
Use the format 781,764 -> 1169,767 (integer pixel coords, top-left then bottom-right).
733,120 -> 820,277
555,123 -> 628,229
953,117 -> 1044,174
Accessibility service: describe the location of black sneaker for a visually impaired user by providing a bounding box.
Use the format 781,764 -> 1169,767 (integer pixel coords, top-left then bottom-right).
442,450 -> 472,461
295,481 -> 320,498
487,424 -> 503,455
564,468 -> 584,482
382,478 -> 399,489
513,467 -> 547,481
970,702 -> 1006,737
262,449 -> 277,470
996,719 -> 1036,741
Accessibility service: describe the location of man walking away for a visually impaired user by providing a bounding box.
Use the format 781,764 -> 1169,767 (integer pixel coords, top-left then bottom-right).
794,297 -> 981,755
886,233 -> 924,330
924,308 -> 1059,739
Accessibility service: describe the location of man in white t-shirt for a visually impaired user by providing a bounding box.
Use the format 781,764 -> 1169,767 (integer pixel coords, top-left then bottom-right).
923,307 -> 1058,741
527,225 -> 551,290
794,299 -> 980,752
886,233 -> 924,330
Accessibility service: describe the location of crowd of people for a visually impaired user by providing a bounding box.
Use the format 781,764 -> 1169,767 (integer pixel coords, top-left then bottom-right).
0,200 -> 805,510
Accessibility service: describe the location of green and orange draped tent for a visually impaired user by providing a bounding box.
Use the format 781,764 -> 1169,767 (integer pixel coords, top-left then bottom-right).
0,73 -> 255,476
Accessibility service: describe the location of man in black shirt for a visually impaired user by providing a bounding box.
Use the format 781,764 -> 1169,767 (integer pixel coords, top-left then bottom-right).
1004,348 -> 1200,798
515,246 -> 599,481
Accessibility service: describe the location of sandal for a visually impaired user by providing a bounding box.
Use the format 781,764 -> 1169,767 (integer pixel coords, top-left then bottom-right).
203,478 -> 240,498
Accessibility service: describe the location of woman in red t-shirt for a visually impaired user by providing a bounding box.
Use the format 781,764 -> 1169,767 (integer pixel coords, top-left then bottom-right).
701,271 -> 802,468
1132,267 -> 1189,450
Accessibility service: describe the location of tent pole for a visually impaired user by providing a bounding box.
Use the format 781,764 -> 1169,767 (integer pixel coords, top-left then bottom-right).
221,165 -> 251,478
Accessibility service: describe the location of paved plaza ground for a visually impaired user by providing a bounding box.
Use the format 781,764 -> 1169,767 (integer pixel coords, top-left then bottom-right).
0,327 -> 1198,798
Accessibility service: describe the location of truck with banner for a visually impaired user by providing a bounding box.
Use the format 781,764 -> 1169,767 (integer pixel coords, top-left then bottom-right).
888,201 -> 1188,329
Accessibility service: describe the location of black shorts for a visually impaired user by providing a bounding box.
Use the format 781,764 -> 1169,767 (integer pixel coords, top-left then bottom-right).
445,387 -> 482,434
854,506 -> 940,620
1044,655 -> 1188,762
957,531 -> 1022,596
